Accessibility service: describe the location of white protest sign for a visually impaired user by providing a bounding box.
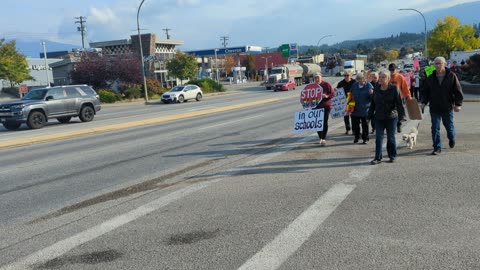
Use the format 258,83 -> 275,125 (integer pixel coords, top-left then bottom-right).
293,108 -> 324,134
330,87 -> 346,119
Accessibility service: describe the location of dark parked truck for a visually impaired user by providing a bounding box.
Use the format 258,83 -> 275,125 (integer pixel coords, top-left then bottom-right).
0,85 -> 101,130
264,63 -> 321,90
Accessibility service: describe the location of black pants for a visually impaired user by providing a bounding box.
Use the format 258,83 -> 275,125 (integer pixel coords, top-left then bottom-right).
344,115 -> 351,131
317,107 -> 331,140
411,87 -> 420,100
351,116 -> 369,141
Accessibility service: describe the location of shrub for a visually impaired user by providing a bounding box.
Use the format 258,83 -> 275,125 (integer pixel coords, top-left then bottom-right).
145,78 -> 165,97
188,78 -> 225,93
122,83 -> 142,99
97,89 -> 119,103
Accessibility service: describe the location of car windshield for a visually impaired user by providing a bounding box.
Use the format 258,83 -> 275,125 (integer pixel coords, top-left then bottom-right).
22,89 -> 48,100
270,69 -> 283,75
278,79 -> 289,83
170,86 -> 185,92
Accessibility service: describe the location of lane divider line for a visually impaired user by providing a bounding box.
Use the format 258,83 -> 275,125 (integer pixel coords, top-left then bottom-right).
0,98 -> 282,149
237,183 -> 356,270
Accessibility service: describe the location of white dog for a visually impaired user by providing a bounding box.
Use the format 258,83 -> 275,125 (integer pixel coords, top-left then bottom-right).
402,127 -> 418,149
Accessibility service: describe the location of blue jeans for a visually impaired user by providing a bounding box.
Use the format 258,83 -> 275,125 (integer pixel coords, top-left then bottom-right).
430,111 -> 455,151
374,118 -> 398,160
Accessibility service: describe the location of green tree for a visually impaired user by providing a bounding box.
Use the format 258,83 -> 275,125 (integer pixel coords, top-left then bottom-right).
428,16 -> 480,59
370,47 -> 387,63
166,51 -> 198,80
386,49 -> 399,62
0,38 -> 33,87
241,54 -> 255,79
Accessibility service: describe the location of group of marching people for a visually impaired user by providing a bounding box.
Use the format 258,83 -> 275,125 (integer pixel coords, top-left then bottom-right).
312,57 -> 464,164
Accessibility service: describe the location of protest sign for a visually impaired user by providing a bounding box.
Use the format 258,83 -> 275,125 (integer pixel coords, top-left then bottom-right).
330,87 -> 346,119
293,108 -> 324,134
300,83 -> 323,110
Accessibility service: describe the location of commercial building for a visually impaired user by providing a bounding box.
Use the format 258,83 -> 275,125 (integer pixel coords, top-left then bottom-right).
1,58 -> 62,90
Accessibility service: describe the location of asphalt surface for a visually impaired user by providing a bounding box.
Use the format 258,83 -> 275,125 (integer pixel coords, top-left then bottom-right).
1,80 -> 480,269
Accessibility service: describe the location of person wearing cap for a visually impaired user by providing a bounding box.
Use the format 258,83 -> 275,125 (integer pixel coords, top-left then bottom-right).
336,70 -> 356,134
388,63 -> 411,133
421,56 -> 463,155
312,72 -> 335,146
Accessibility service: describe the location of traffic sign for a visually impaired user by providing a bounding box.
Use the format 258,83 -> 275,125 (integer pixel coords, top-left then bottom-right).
300,83 -> 323,109
19,85 -> 28,93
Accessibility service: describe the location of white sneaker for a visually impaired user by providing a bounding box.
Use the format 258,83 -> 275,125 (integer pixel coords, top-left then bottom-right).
320,140 -> 326,146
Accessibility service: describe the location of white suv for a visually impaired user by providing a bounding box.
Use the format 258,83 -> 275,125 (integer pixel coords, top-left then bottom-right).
161,84 -> 203,104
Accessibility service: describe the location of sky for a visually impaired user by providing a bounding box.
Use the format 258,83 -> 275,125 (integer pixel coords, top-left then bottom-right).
0,0 -> 478,52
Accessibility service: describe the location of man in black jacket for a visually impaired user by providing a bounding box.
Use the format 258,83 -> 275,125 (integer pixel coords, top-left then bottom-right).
421,56 -> 464,155
337,70 -> 356,134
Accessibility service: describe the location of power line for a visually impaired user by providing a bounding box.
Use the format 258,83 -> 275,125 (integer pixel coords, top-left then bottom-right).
75,16 -> 87,49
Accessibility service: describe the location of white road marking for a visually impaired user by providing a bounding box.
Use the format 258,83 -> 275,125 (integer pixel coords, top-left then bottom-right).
237,183 -> 356,270
0,181 -> 215,270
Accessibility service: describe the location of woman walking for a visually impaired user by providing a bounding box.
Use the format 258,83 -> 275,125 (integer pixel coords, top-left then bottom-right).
313,73 -> 335,146
368,70 -> 406,164
350,73 -> 373,144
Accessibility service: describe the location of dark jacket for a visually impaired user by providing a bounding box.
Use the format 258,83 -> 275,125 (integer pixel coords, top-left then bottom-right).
337,79 -> 356,94
351,81 -> 373,117
368,84 -> 405,121
422,69 -> 463,113
314,81 -> 335,109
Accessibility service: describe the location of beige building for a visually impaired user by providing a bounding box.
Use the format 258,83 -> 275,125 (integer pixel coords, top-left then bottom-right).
49,33 -> 184,87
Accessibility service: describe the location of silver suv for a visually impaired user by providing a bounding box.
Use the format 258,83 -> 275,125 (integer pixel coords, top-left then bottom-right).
0,85 -> 101,130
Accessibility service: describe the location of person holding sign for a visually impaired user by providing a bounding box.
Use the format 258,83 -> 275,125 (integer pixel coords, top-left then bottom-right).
337,70 -> 356,135
368,70 -> 406,164
312,73 -> 335,146
350,72 -> 373,144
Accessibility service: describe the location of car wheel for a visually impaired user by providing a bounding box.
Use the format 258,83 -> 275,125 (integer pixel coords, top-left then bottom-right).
3,122 -> 21,130
27,111 -> 46,129
177,95 -> 184,103
79,106 -> 95,122
57,116 -> 72,123
196,93 -> 202,101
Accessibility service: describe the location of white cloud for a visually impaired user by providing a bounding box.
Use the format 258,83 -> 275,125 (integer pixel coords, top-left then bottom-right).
90,7 -> 118,24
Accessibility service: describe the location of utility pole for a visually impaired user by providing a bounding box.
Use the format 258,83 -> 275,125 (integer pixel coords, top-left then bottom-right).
220,36 -> 229,48
75,16 -> 87,49
163,28 -> 171,39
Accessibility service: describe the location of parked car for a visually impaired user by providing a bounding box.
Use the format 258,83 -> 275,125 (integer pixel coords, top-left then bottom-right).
0,85 -> 101,130
161,84 -> 203,104
403,64 -> 414,71
273,79 -> 296,92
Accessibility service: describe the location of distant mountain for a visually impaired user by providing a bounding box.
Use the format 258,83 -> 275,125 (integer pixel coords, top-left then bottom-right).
361,1 -> 480,40
9,40 -> 81,58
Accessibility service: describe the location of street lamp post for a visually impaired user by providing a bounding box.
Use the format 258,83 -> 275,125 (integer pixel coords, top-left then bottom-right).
399,8 -> 427,59
261,56 -> 271,81
316,35 -> 333,51
214,49 -> 219,82
41,41 -> 50,87
137,0 -> 149,103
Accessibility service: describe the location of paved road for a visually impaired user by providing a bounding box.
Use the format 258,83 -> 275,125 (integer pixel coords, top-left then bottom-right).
1,80 -> 479,269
